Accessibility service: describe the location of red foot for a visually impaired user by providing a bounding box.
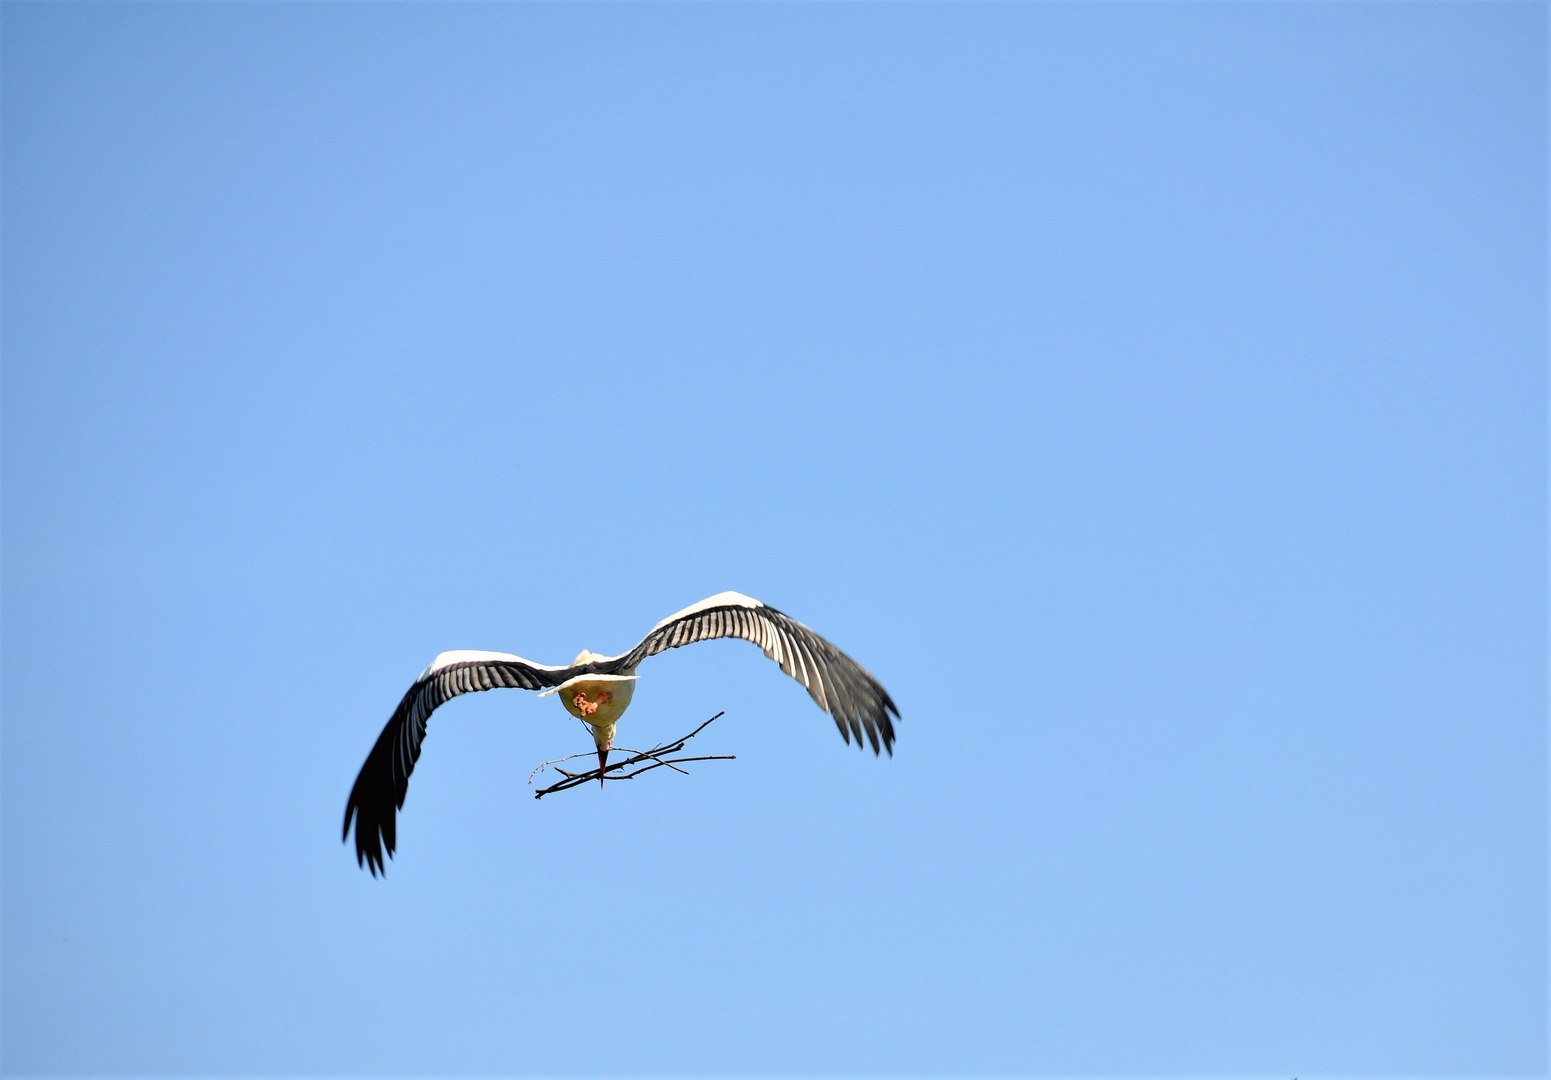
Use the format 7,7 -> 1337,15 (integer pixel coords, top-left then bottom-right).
572,690 -> 613,717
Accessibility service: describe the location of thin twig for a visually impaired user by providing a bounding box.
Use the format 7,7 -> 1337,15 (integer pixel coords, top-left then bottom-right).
530,712 -> 731,799
527,750 -> 597,784
608,745 -> 691,775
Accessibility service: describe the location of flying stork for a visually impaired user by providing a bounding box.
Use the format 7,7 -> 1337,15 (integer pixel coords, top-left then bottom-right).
343,591 -> 899,874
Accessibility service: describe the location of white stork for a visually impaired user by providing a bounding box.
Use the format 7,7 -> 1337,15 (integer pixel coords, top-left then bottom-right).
343,591 -> 899,874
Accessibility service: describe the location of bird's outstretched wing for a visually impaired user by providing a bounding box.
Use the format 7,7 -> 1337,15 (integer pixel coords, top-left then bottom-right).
603,592 -> 900,755
343,652 -> 572,875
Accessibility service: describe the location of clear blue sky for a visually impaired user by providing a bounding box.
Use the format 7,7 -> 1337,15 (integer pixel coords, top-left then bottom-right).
2,2 -> 1544,1074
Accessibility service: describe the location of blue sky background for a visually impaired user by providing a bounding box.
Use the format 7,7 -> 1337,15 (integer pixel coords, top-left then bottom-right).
2,2 -> 1545,1074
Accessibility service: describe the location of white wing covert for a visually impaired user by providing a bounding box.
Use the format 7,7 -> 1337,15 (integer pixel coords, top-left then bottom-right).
606,592 -> 899,755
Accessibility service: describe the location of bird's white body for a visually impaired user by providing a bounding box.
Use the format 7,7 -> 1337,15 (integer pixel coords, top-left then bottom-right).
539,652 -> 638,753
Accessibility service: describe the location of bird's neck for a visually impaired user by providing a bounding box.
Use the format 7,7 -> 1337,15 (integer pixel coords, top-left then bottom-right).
588,719 -> 617,751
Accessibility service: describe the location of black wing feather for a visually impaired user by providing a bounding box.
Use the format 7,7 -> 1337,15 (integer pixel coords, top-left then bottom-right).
605,601 -> 899,755
342,657 -> 565,875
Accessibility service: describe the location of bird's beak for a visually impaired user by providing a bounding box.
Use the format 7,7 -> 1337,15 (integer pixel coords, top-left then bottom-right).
597,746 -> 608,789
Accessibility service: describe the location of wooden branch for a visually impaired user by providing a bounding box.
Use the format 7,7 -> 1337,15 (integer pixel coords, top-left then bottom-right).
530,711 -> 734,799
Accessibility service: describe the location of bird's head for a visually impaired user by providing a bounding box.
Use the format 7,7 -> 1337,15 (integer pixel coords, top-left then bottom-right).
573,648 -> 603,666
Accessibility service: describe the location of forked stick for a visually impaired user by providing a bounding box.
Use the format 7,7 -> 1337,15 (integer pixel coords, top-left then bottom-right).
529,712 -> 734,799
